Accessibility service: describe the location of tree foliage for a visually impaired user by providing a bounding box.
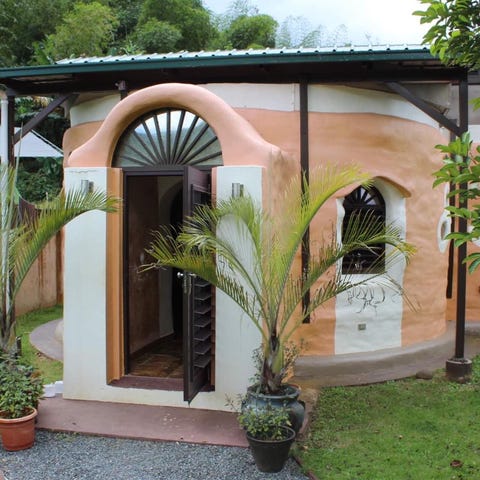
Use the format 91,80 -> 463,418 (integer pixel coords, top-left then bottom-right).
138,0 -> 214,51
0,0 -> 312,64
225,14 -> 278,49
414,0 -> 480,70
416,0 -> 480,271
42,2 -> 119,60
433,134 -> 480,272
144,165 -> 414,393
113,0 -> 144,42
0,0 -> 70,66
133,19 -> 182,54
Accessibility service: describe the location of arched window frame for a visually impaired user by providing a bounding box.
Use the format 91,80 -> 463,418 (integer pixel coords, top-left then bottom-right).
113,108 -> 223,168
341,186 -> 386,275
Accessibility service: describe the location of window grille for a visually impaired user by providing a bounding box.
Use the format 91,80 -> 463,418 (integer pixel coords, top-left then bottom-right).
113,108 -> 222,167
342,186 -> 385,274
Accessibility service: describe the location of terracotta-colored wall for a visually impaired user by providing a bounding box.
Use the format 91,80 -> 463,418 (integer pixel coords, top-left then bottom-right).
63,121 -> 103,165
63,91 -> 451,355
239,109 -> 449,352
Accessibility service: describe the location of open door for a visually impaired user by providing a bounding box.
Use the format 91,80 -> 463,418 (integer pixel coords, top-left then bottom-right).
182,166 -> 213,402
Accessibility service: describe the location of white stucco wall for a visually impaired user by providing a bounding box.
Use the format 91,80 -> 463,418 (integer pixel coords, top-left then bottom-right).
334,179 -> 407,354
204,83 -> 297,112
63,165 -> 262,410
70,94 -> 121,126
214,166 -> 264,398
70,84 -> 443,128
308,85 -> 439,128
63,167 -> 110,397
204,83 -> 442,127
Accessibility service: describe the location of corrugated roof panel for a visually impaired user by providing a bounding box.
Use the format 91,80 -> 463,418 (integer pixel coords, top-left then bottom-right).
55,44 -> 429,65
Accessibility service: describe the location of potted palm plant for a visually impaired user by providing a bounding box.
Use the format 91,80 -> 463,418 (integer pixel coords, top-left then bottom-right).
0,353 -> 43,451
144,165 -> 414,428
0,161 -> 117,450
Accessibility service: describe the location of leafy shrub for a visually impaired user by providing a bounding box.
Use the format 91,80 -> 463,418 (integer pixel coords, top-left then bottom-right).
16,158 -> 63,204
238,403 -> 292,441
0,353 -> 44,419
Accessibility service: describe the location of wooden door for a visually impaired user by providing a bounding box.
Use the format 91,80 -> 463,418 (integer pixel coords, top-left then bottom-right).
182,166 -> 213,403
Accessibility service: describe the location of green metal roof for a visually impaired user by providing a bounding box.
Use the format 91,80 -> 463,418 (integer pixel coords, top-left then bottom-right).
0,45 -> 464,96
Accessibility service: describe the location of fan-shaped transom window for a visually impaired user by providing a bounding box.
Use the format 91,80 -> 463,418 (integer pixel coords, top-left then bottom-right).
342,186 -> 386,274
113,108 -> 222,167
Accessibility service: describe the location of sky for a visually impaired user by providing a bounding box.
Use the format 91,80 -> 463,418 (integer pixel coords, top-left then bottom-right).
203,0 -> 429,46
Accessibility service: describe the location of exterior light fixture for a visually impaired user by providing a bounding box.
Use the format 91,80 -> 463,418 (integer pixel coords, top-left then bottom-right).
231,183 -> 244,198
80,179 -> 93,194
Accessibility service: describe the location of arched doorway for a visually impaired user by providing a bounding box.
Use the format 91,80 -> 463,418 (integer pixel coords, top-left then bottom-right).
113,107 -> 222,401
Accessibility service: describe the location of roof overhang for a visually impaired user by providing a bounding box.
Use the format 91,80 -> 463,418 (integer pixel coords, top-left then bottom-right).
0,46 -> 467,96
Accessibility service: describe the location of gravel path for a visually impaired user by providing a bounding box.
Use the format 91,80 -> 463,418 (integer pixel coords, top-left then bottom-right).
0,431 -> 309,480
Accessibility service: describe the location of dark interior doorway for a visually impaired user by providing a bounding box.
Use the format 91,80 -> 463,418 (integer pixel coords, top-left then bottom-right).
125,173 -> 184,381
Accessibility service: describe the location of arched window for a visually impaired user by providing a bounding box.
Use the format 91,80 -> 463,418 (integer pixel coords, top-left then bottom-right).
113,108 -> 222,167
342,186 -> 386,274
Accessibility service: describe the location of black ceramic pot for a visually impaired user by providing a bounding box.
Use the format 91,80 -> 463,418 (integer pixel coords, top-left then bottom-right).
244,384 -> 305,434
246,426 -> 296,473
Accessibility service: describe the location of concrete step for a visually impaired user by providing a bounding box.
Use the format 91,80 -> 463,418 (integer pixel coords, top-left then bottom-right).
292,321 -> 480,388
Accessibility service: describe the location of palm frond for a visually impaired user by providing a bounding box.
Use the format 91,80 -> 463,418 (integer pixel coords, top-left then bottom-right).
0,161 -> 118,351
143,164 -> 415,393
11,188 -> 118,306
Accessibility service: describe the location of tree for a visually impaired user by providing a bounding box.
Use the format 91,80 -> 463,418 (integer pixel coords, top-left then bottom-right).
275,15 -> 350,49
0,0 -> 71,66
0,163 -> 117,352
433,133 -> 480,272
112,0 -> 144,42
415,0 -> 480,272
414,0 -> 480,70
144,165 -> 413,394
209,0 -> 280,50
137,0 -> 215,51
133,19 -> 182,54
42,2 -> 119,61
226,14 -> 278,49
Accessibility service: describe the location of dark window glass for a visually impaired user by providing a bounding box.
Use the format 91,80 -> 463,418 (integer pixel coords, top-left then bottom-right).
113,108 -> 222,168
342,186 -> 385,274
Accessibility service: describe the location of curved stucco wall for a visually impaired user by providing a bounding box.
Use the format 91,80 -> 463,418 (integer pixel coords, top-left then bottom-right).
63,83 -> 451,364
66,83 -> 283,170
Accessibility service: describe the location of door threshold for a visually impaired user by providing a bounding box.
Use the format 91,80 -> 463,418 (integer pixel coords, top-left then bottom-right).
110,375 -> 183,391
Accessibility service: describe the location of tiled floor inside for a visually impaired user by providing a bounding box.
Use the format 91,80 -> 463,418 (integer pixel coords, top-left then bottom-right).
129,336 -> 183,378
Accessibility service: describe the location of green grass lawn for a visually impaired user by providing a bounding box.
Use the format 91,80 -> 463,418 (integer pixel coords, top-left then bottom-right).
16,305 -> 63,384
14,305 -> 480,480
297,359 -> 480,480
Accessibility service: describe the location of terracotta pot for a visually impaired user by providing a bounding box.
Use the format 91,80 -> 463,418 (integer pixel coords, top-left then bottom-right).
0,408 -> 37,451
246,426 -> 296,473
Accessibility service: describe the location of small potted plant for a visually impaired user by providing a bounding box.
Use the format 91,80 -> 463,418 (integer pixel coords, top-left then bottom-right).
0,353 -> 44,451
238,402 -> 296,473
